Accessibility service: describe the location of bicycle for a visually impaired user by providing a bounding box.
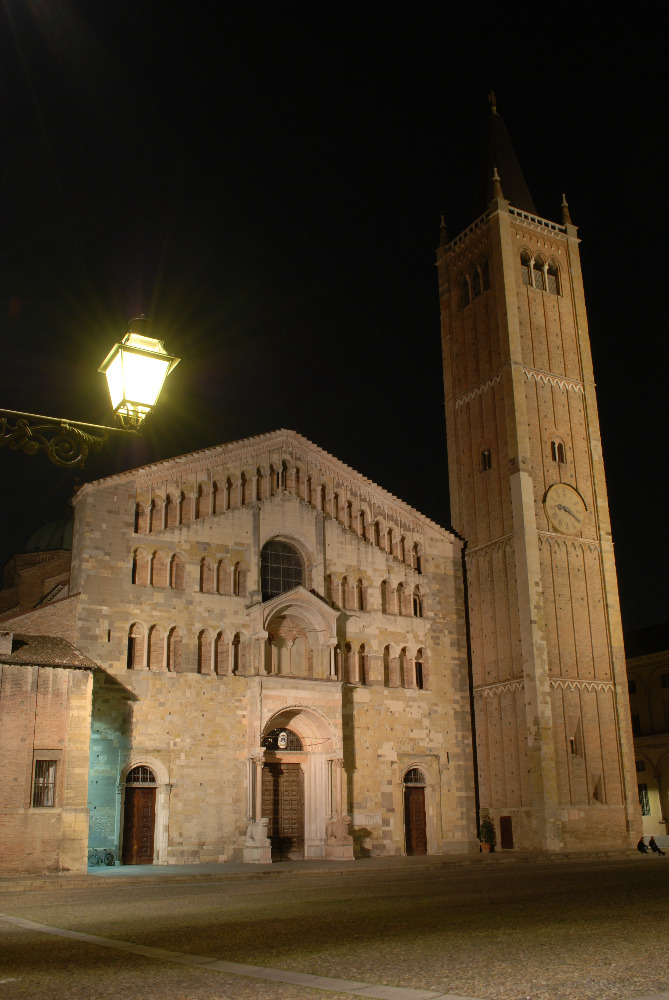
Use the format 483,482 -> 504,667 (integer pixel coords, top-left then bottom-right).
87,847 -> 115,867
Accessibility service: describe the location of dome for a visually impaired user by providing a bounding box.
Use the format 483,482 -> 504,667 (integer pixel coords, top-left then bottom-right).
23,517 -> 73,553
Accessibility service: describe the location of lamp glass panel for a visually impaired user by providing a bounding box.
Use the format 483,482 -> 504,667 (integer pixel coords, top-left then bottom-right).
121,350 -> 170,408
105,351 -> 125,410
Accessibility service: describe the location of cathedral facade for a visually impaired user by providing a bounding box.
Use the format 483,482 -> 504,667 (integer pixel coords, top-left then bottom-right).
71,430 -> 476,863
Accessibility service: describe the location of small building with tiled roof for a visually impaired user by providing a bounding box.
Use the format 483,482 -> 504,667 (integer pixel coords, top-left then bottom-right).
0,629 -> 96,873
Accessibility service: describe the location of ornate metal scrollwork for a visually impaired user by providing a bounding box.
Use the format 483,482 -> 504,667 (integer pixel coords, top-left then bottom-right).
1,409 -> 109,469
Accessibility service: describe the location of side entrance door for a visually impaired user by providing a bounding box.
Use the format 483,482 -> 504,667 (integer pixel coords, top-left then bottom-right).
404,786 -> 427,855
122,786 -> 156,864
262,762 -> 304,859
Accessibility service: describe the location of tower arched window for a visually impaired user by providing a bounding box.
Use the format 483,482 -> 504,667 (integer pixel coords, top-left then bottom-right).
520,250 -> 532,286
547,262 -> 560,295
533,256 -> 546,291
261,540 -> 304,601
481,256 -> 490,290
413,587 -> 423,618
551,438 -> 566,464
481,448 -> 492,472
471,265 -> 482,298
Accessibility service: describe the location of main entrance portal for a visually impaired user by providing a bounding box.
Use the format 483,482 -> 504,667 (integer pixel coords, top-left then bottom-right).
262,762 -> 305,859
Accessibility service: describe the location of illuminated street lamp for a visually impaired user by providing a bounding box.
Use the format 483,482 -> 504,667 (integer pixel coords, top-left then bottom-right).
0,316 -> 180,468
98,316 -> 180,428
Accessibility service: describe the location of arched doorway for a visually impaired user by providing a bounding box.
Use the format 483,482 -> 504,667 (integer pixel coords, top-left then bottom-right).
261,728 -> 305,859
122,766 -> 157,864
404,767 -> 427,856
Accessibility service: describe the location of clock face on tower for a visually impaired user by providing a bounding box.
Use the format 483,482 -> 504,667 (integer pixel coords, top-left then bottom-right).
544,483 -> 587,534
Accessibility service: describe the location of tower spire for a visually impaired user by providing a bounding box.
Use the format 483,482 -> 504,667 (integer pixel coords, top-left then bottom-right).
474,94 -> 536,217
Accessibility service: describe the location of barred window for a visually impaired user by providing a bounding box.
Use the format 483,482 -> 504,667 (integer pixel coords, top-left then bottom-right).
638,783 -> 651,816
126,766 -> 156,784
404,768 -> 426,786
261,540 -> 303,601
32,760 -> 57,807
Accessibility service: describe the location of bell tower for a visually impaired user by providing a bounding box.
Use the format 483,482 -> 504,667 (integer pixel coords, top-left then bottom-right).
437,95 -> 640,850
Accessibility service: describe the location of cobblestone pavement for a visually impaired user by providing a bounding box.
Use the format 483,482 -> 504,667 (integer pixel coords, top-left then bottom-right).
1,854 -> 668,1000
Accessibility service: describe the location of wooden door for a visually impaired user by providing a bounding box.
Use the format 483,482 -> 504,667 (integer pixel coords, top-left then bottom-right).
404,786 -> 427,855
500,815 -> 514,850
122,786 -> 156,864
262,762 -> 304,859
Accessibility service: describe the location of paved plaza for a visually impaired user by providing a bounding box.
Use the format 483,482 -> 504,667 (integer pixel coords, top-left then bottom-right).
1,853 -> 668,1000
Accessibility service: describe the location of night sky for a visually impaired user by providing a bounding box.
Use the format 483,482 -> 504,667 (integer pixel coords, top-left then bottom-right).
0,4 -> 665,632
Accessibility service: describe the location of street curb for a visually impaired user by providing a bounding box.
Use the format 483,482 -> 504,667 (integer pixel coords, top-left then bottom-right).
0,849 -> 643,894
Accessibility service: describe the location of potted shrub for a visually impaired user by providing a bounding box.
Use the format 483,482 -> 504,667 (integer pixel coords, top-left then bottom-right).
479,810 -> 496,853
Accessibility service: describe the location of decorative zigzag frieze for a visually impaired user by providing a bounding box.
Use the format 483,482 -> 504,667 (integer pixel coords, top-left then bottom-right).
538,533 -> 601,555
465,534 -> 514,559
550,678 -> 614,694
524,369 -> 584,394
474,679 -> 524,699
454,372 -> 502,409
